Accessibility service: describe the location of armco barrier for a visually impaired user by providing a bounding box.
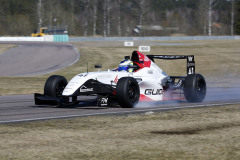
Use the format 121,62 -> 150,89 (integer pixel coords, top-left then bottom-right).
53,35 -> 69,42
69,36 -> 240,42
0,35 -> 239,42
0,35 -> 69,42
44,35 -> 54,42
0,37 -> 44,41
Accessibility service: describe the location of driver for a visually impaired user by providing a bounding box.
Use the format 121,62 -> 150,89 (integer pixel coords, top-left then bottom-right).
118,59 -> 134,72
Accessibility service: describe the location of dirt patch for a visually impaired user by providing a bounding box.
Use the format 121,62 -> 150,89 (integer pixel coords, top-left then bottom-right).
151,121 -> 240,135
0,44 -> 17,55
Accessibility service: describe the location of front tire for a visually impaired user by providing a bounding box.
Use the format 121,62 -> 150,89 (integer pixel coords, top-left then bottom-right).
116,77 -> 140,108
44,75 -> 67,97
183,74 -> 206,102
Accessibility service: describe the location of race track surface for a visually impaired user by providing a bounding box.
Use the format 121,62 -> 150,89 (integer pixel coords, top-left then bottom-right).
0,42 -> 239,123
0,42 -> 79,76
0,87 -> 240,123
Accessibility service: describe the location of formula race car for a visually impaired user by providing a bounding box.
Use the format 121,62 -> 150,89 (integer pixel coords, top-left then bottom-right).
34,51 -> 206,108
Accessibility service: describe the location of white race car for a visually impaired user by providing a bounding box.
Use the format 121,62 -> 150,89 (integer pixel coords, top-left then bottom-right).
35,51 -> 206,108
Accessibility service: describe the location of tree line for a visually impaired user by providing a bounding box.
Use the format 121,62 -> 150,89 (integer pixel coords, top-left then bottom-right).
0,0 -> 240,36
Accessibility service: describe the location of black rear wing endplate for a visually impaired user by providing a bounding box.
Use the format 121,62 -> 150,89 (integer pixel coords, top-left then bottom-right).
147,55 -> 195,75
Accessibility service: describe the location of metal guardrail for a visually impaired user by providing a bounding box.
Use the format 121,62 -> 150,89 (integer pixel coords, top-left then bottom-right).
69,36 -> 240,42
0,36 -> 239,42
0,35 -> 69,42
53,35 -> 69,42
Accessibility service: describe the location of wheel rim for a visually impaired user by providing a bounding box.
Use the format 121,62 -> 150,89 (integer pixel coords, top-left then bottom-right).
197,79 -> 206,97
128,84 -> 138,103
55,81 -> 66,97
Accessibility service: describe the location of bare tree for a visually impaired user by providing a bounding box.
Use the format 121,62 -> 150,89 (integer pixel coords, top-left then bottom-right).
208,0 -> 213,36
197,0 -> 208,35
93,0 -> 97,36
47,0 -> 53,28
71,0 -> 75,34
83,0 -> 89,36
107,0 -> 111,36
208,0 -> 219,36
231,0 -> 235,35
37,0 -> 42,30
139,0 -> 145,36
103,0 -> 107,37
118,0 -> 121,36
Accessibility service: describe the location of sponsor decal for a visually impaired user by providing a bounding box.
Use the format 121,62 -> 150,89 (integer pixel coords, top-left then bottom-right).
101,98 -> 108,106
187,62 -> 195,67
148,70 -> 153,74
80,85 -> 93,92
113,75 -> 118,84
188,56 -> 193,62
97,96 -> 109,107
187,56 -> 195,74
78,73 -> 88,77
154,55 -> 185,59
145,56 -> 150,61
145,89 -> 164,95
188,67 -> 194,74
137,52 -> 151,67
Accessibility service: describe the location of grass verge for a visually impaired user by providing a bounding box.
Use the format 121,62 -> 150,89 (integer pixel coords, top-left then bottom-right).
0,39 -> 240,95
0,104 -> 240,159
0,40 -> 240,159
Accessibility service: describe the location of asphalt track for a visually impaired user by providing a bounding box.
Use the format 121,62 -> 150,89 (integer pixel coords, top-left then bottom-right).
0,87 -> 240,124
0,42 -> 79,76
0,42 -> 240,123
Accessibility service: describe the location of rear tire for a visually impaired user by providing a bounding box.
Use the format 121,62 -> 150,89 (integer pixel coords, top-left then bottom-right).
116,77 -> 140,108
44,75 -> 67,97
183,74 -> 206,102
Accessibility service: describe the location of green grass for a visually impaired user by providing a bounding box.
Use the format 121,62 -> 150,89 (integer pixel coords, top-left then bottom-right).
0,104 -> 240,160
0,40 -> 240,159
0,40 -> 240,95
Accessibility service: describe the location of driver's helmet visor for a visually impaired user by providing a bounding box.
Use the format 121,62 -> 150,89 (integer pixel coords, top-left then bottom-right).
118,65 -> 128,71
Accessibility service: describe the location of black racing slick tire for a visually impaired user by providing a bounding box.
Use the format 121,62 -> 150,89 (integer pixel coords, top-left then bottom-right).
44,75 -> 68,97
183,74 -> 206,102
116,77 -> 140,108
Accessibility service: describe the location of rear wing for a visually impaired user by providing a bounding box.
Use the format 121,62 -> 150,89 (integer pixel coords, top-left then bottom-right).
147,55 -> 195,75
